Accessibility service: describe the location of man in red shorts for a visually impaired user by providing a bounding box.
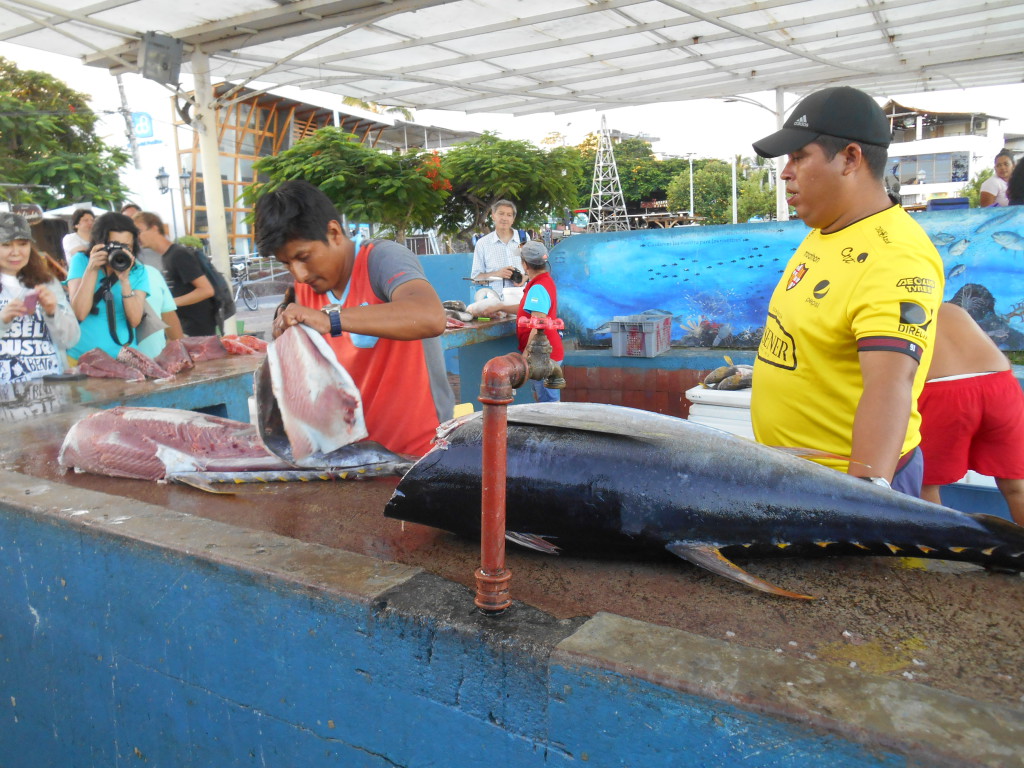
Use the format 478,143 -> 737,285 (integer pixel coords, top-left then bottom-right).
919,302 -> 1024,524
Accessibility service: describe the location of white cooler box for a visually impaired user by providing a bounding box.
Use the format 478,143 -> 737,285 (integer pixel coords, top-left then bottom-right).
684,386 -> 753,439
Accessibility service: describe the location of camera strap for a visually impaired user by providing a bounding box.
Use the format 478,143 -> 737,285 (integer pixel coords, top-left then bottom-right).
91,274 -> 133,347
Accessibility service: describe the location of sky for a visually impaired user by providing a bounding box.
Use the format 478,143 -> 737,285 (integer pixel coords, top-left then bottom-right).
4,39 -> 1024,213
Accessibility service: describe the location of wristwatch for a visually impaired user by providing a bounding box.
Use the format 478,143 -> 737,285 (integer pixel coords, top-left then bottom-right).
321,304 -> 343,337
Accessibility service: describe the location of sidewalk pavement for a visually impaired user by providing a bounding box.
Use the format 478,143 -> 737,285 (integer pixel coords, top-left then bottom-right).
231,294 -> 282,339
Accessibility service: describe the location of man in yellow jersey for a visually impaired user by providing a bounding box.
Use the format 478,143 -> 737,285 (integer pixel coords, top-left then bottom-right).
750,87 -> 944,497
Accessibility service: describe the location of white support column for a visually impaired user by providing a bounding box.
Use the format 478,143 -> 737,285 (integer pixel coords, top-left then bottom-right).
731,155 -> 738,224
775,87 -> 789,222
191,49 -> 233,286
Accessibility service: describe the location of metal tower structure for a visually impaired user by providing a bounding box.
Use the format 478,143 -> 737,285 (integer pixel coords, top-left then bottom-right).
586,115 -> 630,232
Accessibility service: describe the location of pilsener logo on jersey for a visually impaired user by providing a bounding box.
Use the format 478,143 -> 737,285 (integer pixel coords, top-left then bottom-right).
757,312 -> 797,370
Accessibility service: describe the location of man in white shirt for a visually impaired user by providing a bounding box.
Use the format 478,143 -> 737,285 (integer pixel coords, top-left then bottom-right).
470,199 -> 527,300
980,150 -> 1014,207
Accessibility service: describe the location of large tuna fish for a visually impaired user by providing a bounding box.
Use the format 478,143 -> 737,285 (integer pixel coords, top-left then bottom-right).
385,403 -> 1024,599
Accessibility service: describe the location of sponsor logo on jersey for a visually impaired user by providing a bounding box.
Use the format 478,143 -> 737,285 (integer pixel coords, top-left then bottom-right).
896,276 -> 936,294
812,280 -> 830,299
875,226 -> 891,244
757,312 -> 797,370
897,301 -> 933,339
841,247 -> 869,264
786,263 -> 808,290
803,250 -> 820,263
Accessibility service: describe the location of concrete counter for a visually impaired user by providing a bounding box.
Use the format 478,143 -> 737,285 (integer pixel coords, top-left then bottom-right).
0,363 -> 1022,765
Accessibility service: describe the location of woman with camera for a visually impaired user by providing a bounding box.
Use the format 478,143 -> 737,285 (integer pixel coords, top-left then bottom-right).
66,212 -> 151,362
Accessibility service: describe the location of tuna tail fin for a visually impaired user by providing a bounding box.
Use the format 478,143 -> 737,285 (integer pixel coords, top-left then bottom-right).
666,541 -> 815,600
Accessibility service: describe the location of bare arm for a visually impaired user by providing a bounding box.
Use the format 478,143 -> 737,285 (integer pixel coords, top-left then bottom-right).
848,350 -> 919,481
979,190 -> 996,207
175,274 -> 215,308
273,278 -> 446,341
68,245 -> 107,321
162,310 -> 184,340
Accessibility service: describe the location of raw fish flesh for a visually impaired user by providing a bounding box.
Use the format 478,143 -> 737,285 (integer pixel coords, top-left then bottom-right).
181,335 -> 227,361
154,340 -> 194,374
76,348 -> 144,382
58,406 -> 291,481
117,346 -> 172,379
263,325 -> 366,464
222,334 -> 268,352
221,336 -> 256,355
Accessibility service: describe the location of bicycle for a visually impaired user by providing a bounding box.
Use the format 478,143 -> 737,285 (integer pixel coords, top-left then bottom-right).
231,258 -> 259,311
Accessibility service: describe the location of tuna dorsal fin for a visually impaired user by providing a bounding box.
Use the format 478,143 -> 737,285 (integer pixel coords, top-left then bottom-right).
666,541 -> 815,600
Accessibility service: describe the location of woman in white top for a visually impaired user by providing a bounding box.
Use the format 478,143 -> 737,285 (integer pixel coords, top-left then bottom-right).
0,213 -> 80,382
61,208 -> 95,262
979,151 -> 1014,207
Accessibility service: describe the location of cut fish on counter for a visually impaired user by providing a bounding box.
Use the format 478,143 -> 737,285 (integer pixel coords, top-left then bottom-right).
386,402 -> 1024,600
154,339 -> 194,375
220,334 -> 268,355
260,325 -> 367,465
58,406 -> 291,481
76,348 -> 144,381
181,335 -> 228,361
117,346 -> 172,379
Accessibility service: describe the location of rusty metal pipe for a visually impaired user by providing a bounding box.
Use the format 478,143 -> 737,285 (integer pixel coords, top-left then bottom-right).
475,353 -> 528,613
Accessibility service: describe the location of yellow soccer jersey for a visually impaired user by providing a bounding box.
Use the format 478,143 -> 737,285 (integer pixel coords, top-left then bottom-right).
751,205 -> 944,469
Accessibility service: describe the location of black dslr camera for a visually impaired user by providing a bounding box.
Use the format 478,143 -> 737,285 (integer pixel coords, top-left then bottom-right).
105,242 -> 133,272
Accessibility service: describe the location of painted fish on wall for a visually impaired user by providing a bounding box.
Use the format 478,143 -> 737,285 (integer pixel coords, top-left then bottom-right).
552,207 -> 1024,349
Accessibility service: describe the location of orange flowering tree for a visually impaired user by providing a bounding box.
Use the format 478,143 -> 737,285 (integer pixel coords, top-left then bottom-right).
245,127 -> 452,244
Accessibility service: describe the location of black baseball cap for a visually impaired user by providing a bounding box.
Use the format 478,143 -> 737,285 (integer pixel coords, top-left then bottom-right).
752,86 -> 891,159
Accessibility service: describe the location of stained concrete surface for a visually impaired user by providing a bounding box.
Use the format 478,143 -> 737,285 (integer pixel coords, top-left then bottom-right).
3,297 -> 1022,719
12,422 -> 1022,712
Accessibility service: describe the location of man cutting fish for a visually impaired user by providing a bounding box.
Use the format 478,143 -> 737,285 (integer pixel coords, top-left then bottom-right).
750,86 -> 944,496
255,180 -> 453,457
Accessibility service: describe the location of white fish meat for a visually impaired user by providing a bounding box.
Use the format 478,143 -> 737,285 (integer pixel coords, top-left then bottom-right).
58,406 -> 291,481
265,325 -> 367,465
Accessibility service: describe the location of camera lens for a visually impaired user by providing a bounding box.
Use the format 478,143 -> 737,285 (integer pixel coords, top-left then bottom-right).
510,267 -> 523,284
107,243 -> 132,272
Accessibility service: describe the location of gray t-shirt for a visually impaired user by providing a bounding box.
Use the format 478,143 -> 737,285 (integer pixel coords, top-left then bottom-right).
364,239 -> 454,423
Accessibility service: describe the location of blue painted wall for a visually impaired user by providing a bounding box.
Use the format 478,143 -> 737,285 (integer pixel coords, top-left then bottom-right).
550,209 -> 1024,349
0,499 -> 920,767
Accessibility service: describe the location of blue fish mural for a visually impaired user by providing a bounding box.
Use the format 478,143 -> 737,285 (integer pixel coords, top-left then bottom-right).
551,207 -> 1024,350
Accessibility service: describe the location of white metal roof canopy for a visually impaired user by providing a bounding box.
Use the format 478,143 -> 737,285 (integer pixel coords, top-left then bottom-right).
1,0 -> 1021,115
2,0 -> 1020,269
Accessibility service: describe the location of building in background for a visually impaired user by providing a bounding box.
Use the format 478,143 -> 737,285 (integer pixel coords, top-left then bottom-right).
172,84 -> 479,255
883,100 -> 1009,207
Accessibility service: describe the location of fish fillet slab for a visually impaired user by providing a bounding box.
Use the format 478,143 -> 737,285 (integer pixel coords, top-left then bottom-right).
59,406 -> 290,480
267,325 -> 366,464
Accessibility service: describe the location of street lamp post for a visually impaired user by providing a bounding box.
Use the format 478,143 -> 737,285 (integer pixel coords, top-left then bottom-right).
155,166 -> 192,238
687,153 -> 695,220
721,90 -> 790,222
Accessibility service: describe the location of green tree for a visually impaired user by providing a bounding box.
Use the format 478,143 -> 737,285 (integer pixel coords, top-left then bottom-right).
0,57 -> 130,209
667,159 -> 733,224
960,168 -> 992,208
438,133 -> 585,239
737,168 -> 776,222
244,127 -> 451,244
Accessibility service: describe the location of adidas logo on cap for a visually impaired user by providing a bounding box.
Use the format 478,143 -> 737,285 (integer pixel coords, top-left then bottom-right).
793,114 -> 809,128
